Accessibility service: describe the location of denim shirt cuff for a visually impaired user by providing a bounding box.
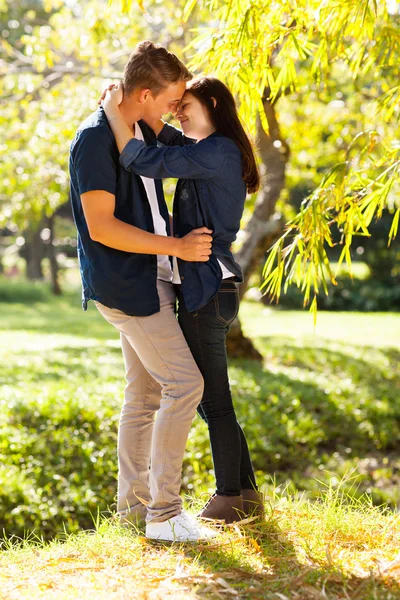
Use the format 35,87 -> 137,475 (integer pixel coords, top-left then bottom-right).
119,138 -> 146,169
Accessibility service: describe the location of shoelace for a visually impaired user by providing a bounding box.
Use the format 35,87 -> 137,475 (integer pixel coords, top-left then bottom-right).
202,494 -> 217,511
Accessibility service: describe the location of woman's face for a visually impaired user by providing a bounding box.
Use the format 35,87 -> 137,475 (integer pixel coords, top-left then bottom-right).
176,92 -> 215,140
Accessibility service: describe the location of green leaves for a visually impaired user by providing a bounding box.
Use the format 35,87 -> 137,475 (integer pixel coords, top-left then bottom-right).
108,0 -> 134,13
376,85 -> 400,122
2,0 -> 399,307
176,0 -> 400,131
182,0 -> 198,22
0,0 -> 152,229
262,133 -> 399,310
388,209 -> 400,245
162,0 -> 400,307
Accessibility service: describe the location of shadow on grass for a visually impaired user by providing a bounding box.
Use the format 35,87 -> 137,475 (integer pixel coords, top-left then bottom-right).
180,518 -> 400,599
231,353 -> 399,467
225,351 -> 400,507
256,336 -> 400,388
2,299 -> 400,542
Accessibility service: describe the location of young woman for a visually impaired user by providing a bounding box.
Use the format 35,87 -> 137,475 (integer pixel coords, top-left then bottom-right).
103,77 -> 264,523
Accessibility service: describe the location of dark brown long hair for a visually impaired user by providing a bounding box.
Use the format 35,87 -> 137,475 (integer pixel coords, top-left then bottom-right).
186,77 -> 260,194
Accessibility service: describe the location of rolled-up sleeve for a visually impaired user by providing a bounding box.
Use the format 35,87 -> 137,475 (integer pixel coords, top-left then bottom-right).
119,136 -> 226,179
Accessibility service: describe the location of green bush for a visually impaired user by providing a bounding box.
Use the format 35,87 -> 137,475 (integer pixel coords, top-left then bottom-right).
1,299 -> 399,540
2,343 -> 400,540
275,277 -> 400,311
0,277 -> 51,303
0,392 -> 119,539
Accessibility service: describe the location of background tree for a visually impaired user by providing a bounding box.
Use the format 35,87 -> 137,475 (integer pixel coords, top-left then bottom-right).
174,0 -> 400,319
0,0 -> 154,287
118,0 -> 400,347
0,0 -> 205,291
1,0 -> 398,334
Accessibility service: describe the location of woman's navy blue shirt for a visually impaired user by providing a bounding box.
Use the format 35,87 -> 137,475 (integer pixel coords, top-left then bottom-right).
120,123 -> 246,312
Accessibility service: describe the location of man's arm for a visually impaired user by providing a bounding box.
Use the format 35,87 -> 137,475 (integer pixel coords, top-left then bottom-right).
81,190 -> 212,261
73,126 -> 212,261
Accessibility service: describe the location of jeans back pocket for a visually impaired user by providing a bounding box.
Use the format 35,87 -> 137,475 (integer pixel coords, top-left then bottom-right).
215,285 -> 239,325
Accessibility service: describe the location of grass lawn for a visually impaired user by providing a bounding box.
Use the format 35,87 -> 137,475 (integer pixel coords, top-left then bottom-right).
0,288 -> 399,598
241,303 -> 400,348
1,486 -> 399,599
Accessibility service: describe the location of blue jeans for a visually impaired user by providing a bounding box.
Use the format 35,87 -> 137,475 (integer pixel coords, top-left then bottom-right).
177,280 -> 257,496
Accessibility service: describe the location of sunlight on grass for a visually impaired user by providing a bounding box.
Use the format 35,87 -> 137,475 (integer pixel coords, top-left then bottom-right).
1,297 -> 400,539
1,293 -> 399,598
240,301 -> 400,349
0,481 -> 399,599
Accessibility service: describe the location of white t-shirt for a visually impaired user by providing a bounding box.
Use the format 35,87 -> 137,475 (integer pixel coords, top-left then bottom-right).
172,254 -> 234,284
135,124 -> 173,283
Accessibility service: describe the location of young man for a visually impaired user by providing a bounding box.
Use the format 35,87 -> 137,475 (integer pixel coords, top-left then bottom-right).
69,41 -> 215,541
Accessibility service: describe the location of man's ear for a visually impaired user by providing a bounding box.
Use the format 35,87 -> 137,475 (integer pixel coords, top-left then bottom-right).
211,97 -> 217,108
139,88 -> 151,104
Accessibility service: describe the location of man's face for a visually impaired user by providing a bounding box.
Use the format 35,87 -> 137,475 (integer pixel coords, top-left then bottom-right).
141,81 -> 187,121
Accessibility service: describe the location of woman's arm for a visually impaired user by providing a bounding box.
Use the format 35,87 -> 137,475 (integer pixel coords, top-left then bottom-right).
157,122 -> 195,147
108,110 -> 135,154
103,85 -> 135,153
103,85 -> 225,180
119,136 -> 225,180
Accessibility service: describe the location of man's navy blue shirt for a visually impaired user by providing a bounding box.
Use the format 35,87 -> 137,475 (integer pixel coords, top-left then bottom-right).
69,108 -> 170,316
119,123 -> 245,312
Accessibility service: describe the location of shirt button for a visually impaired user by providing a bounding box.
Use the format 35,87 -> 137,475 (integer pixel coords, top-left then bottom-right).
175,233 -> 180,238
181,276 -> 185,280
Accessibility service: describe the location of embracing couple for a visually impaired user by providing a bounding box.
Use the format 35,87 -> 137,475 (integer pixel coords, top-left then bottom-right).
69,41 -> 263,542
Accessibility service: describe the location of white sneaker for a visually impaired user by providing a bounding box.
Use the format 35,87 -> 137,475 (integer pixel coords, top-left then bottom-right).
146,510 -> 218,542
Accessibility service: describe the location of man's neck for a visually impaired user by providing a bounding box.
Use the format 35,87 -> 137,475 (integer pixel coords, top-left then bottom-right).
119,97 -> 143,130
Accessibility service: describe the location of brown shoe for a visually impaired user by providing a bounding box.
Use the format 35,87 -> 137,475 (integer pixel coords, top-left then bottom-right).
241,489 -> 265,519
198,494 -> 244,524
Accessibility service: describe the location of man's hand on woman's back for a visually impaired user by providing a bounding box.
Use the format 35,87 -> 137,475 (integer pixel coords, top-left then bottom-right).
177,227 -> 213,262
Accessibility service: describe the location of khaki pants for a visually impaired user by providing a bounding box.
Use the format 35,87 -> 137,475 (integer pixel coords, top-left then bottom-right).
95,281 -> 203,523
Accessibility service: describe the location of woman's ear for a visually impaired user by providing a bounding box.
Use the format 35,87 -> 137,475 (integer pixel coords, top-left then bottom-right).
211,97 -> 217,108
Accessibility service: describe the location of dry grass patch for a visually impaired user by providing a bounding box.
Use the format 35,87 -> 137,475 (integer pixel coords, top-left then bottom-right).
1,486 -> 400,600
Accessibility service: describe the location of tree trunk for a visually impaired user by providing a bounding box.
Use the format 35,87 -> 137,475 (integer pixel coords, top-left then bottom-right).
24,224 -> 44,280
226,94 -> 289,360
48,215 -> 62,295
226,317 -> 264,360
